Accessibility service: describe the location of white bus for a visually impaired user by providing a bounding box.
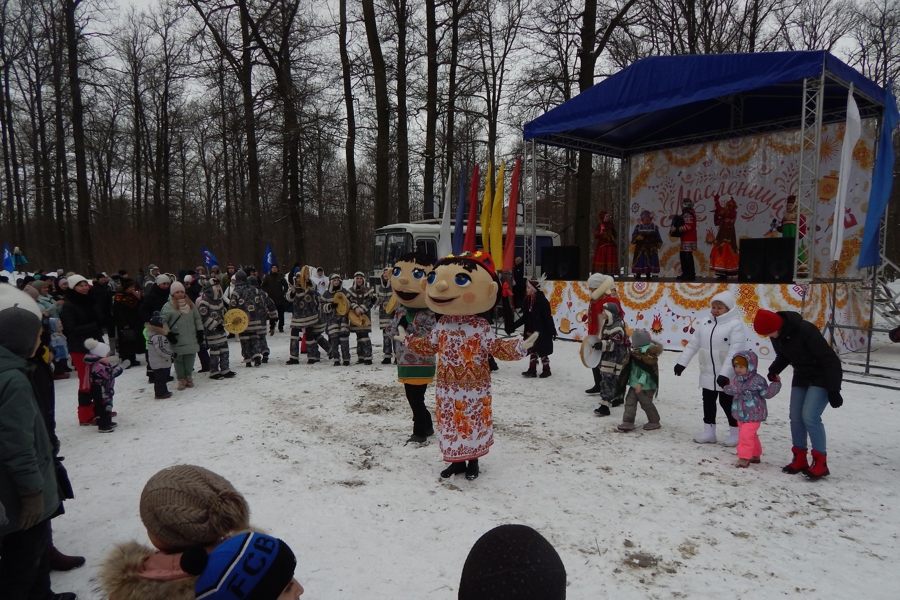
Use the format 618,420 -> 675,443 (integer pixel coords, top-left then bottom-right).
372,220 -> 561,281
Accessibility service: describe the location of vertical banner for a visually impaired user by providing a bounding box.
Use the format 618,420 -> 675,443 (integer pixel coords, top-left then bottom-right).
201,246 -> 219,270
503,157 -> 522,271
452,166 -> 467,254
463,164 -> 480,252
263,244 -> 276,274
2,244 -> 13,272
437,169 -> 453,258
490,161 -> 506,265
831,87 -> 861,262
480,162 -> 493,252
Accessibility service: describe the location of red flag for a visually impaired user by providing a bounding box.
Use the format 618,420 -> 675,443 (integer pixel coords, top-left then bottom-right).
463,164 -> 480,252
503,157 -> 522,271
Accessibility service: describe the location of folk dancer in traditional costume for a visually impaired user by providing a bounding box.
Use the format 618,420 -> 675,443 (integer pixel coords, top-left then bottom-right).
322,274 -> 352,366
196,277 -> 236,379
346,271 -> 377,365
582,272 -> 625,411
630,210 -> 662,278
400,250 -> 536,481
385,253 -> 438,442
671,198 -> 697,280
229,270 -> 269,367
709,195 -> 740,279
592,211 -> 619,275
248,275 -> 278,363
286,270 -> 330,365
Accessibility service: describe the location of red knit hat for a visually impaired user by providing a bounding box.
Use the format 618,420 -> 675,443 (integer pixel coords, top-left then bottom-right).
753,310 -> 783,335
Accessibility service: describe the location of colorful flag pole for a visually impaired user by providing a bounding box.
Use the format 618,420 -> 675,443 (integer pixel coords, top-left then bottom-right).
463,164 -> 480,252
503,157 -> 522,271
859,85 -> 899,268
490,161 -> 506,266
437,169 -> 453,257
2,243 -> 13,272
480,162 -> 493,252
452,166 -> 467,254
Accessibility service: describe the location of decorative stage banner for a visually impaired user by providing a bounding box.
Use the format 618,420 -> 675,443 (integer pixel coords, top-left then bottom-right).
544,280 -> 869,356
628,120 -> 878,279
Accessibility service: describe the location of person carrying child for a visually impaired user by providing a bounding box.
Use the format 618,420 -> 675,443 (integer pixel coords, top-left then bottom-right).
84,339 -> 127,433
723,350 -> 781,467
617,329 -> 662,431
146,311 -> 174,399
674,290 -> 748,446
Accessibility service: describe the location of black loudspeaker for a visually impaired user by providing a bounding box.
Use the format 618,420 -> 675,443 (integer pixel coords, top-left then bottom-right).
738,238 -> 796,283
541,246 -> 581,280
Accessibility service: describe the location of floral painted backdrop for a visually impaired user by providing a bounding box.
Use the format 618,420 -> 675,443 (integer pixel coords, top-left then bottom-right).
627,120 -> 877,278
544,280 -> 869,355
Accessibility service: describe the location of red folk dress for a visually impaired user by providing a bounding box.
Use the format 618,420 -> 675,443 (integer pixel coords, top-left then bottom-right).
405,314 -> 525,462
709,199 -> 740,275
592,212 -> 619,274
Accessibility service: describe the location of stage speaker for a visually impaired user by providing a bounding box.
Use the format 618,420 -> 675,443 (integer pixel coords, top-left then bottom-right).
541,246 -> 581,280
738,238 -> 796,283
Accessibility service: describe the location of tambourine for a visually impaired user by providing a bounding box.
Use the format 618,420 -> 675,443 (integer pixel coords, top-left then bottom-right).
580,335 -> 602,369
223,308 -> 249,335
384,294 -> 399,315
333,292 -> 350,316
349,311 -> 371,328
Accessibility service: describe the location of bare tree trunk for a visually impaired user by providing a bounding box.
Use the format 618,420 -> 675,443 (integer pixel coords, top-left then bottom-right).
423,0 -> 438,220
393,0 -> 410,223
64,0 -> 95,272
239,10 -> 263,257
361,0 -> 390,231
50,16 -> 70,265
340,0 -> 359,268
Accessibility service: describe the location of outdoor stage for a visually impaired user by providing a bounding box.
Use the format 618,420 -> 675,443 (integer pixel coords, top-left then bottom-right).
541,278 -> 869,355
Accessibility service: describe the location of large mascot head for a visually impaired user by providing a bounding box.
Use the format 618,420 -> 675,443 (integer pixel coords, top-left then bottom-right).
390,252 -> 434,310
424,250 -> 499,316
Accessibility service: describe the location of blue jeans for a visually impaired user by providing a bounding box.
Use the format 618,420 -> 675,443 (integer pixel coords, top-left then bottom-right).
789,386 -> 829,453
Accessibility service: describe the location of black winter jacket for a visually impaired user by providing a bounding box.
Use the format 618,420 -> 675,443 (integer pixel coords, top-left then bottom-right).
769,311 -> 842,392
139,284 -> 171,324
261,273 -> 289,307
59,290 -> 104,354
508,291 -> 557,356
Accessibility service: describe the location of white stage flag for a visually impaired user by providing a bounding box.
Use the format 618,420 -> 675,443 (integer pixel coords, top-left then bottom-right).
831,86 -> 861,262
437,169 -> 453,257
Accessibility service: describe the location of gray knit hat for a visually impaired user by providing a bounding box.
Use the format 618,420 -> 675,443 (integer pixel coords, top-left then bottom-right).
631,329 -> 651,347
139,465 -> 250,550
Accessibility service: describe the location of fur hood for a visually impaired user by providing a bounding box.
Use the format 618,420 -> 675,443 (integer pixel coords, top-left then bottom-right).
144,322 -> 169,336
97,541 -> 196,600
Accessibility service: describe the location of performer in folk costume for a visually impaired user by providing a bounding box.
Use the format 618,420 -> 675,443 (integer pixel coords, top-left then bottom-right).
630,210 -> 663,277
346,271 -> 378,365
778,195 -> 808,276
506,277 -> 557,378
196,277 -> 236,380
582,272 -> 625,404
400,250 -> 536,481
590,302 -> 630,417
709,195 -> 740,278
248,275 -> 277,363
670,197 -> 697,280
229,270 -> 269,367
322,273 -> 352,366
592,211 -> 619,275
286,269 -> 331,365
376,267 -> 394,364
385,252 -> 438,442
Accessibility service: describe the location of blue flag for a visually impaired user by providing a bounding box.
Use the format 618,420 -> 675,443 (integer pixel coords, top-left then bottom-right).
2,244 -> 13,272
859,86 -> 899,268
201,246 -> 219,270
452,166 -> 467,254
263,244 -> 277,274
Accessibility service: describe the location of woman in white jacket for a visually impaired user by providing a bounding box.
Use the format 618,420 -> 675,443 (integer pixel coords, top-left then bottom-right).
673,290 -> 749,446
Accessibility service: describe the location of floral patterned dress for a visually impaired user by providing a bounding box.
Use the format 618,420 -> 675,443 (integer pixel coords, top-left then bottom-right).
405,314 -> 525,462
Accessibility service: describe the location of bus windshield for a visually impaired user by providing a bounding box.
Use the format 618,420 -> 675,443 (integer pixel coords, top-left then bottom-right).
373,232 -> 413,272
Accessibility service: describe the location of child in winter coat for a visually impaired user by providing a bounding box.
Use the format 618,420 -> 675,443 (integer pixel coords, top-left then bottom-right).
723,350 -> 781,467
146,311 -> 174,399
507,278 -> 557,378
162,282 -> 205,390
617,329 -> 662,431
47,317 -> 70,378
98,465 -> 252,600
674,290 -> 748,446
592,302 -> 630,417
83,339 -> 126,433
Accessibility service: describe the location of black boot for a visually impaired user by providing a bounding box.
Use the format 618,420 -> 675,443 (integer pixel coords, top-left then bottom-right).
594,405 -> 611,417
440,462 -> 467,478
466,459 -> 480,481
539,367 -> 552,378
488,355 -> 499,371
585,369 -> 603,394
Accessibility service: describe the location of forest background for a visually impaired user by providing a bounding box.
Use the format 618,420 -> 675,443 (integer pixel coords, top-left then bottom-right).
2,0 -> 900,276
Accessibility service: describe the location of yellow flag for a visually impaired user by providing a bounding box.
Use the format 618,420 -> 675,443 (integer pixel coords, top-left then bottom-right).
490,160 -> 506,266
480,162 -> 493,252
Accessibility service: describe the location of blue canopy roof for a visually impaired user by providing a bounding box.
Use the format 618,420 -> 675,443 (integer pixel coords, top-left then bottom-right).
524,51 -> 887,157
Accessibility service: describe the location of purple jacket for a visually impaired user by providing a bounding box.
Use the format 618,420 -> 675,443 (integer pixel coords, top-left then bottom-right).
723,350 -> 781,423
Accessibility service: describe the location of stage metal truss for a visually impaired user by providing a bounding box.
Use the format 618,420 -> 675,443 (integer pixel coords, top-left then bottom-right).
796,73 -> 825,284
524,139 -> 538,279
617,157 -> 631,275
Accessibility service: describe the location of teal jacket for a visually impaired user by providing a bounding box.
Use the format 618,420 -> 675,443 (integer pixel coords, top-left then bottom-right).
161,300 -> 204,355
0,344 -> 59,536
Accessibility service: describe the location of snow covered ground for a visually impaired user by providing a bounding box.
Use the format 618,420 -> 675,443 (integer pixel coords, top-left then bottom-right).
48,326 -> 900,599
